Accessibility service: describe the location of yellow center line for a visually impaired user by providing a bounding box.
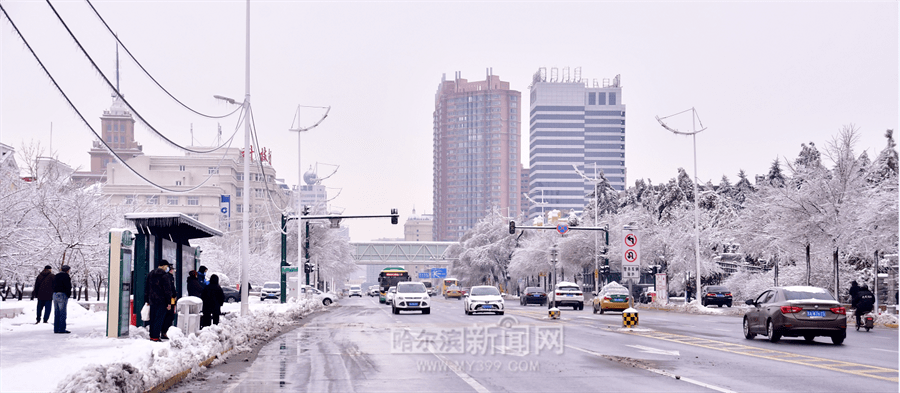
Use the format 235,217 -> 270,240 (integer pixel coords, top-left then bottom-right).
623,330 -> 898,382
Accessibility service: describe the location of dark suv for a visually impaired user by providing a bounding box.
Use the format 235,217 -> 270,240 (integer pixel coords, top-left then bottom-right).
701,285 -> 733,307
520,287 -> 547,306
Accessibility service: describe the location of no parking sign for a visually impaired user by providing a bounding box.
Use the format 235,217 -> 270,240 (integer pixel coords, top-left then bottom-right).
622,227 -> 640,280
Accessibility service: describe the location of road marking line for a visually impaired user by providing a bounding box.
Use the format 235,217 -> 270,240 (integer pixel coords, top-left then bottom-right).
872,347 -> 899,353
623,330 -> 899,382
429,351 -> 491,393
567,345 -> 738,393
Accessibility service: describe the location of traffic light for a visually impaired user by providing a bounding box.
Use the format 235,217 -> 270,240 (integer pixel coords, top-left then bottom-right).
302,205 -> 310,216
508,220 -> 516,234
304,262 -> 313,273
391,208 -> 398,225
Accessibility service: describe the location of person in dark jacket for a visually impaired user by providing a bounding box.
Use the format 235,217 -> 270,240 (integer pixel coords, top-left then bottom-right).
52,265 -> 72,334
198,266 -> 209,289
146,260 -> 175,341
849,280 -> 860,304
852,284 -> 876,327
187,270 -> 203,298
200,274 -> 224,328
161,267 -> 178,339
32,265 -> 55,324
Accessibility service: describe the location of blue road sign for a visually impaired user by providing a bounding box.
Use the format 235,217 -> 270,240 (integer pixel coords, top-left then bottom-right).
418,272 -> 430,279
432,268 -> 447,278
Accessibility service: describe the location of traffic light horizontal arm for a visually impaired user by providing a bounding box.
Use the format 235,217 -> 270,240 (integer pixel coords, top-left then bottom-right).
295,214 -> 398,220
515,225 -> 608,232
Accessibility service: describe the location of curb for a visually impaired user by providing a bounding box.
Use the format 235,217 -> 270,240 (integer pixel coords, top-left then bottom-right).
145,347 -> 232,393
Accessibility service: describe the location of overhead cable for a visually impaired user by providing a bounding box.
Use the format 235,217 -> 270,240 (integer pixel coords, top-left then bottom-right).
83,0 -> 241,120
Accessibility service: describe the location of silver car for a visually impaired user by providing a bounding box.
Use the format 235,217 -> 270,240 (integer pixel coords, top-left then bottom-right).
743,286 -> 847,345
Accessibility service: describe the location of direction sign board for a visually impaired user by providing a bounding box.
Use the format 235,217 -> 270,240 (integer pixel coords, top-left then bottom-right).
431,268 -> 447,279
281,266 -> 299,273
418,272 -> 430,279
622,227 -> 640,280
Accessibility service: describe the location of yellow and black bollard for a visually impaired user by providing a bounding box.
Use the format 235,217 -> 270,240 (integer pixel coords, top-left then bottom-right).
622,307 -> 638,328
549,307 -> 560,320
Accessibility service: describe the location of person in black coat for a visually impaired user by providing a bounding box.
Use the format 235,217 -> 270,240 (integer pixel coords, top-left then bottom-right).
852,284 -> 876,327
200,274 -> 224,328
187,270 -> 203,298
161,267 -> 178,339
52,265 -> 72,334
146,260 -> 175,341
849,280 -> 860,304
32,265 -> 55,324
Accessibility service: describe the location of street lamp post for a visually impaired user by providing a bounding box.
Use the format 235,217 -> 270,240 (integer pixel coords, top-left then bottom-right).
549,244 -> 559,291
656,108 -> 707,303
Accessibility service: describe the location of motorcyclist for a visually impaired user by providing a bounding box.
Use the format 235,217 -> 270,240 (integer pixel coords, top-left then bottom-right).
851,284 -> 875,327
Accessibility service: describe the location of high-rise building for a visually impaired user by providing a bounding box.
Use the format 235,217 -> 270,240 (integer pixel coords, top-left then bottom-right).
527,67 -> 626,220
433,70 -> 522,241
404,208 -> 433,242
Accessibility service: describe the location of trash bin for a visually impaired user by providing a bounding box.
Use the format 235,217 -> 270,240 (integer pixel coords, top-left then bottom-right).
176,296 -> 203,335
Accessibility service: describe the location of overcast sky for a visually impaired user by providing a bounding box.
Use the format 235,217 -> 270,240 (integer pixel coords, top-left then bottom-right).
1,1 -> 897,242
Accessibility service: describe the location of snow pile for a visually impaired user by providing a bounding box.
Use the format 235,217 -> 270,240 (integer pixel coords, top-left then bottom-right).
0,297 -> 324,393
875,311 -> 899,327
637,300 -> 747,316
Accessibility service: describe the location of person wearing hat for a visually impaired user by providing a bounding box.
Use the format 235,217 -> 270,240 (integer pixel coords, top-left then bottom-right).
52,265 -> 72,334
146,260 -> 175,341
32,265 -> 55,324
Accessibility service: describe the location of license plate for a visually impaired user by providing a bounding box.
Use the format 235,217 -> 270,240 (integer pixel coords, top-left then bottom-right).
533,294 -> 541,297
482,304 -> 493,309
612,298 -> 625,302
807,310 -> 826,318
409,302 -> 419,306
716,294 -> 724,297
566,294 -> 573,297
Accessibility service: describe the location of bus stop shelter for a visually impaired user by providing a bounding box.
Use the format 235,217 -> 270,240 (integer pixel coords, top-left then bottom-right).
126,213 -> 223,327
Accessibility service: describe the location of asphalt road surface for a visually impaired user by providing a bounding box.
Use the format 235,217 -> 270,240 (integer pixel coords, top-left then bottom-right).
170,295 -> 899,393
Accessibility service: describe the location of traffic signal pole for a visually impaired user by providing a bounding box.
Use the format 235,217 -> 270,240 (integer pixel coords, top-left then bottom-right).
508,220 -> 609,293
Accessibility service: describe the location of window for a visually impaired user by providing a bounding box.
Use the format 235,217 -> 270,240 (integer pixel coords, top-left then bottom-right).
175,180 -> 182,186
124,195 -> 134,205
597,93 -> 606,105
588,92 -> 596,105
146,195 -> 159,205
236,173 -> 244,181
208,167 -> 219,175
179,165 -> 186,171
236,188 -> 242,197
609,92 -> 617,105
188,214 -> 200,221
510,108 -> 517,114
236,204 -> 243,213
167,196 -> 179,205
187,196 -> 200,206
510,95 -> 517,101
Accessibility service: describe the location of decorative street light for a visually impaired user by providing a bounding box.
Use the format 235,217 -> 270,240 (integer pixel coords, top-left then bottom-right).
656,107 -> 707,303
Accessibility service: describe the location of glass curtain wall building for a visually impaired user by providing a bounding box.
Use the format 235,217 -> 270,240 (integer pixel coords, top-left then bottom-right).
527,67 -> 626,221
433,70 -> 522,241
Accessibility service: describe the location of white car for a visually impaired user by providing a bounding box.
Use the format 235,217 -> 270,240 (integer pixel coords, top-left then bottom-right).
549,281 -> 585,310
464,286 -> 504,315
349,285 -> 362,297
392,282 -> 431,314
301,285 -> 336,306
260,281 -> 280,301
385,286 -> 397,305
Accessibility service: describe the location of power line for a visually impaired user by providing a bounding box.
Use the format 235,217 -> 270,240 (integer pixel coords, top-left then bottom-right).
44,0 -> 238,155
83,0 -> 241,120
0,1 -> 245,194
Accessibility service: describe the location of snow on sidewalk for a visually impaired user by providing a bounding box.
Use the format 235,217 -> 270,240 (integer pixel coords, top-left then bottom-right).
0,297 -> 324,392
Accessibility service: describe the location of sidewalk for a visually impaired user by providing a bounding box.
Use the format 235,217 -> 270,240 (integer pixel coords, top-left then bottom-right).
0,297 -> 323,392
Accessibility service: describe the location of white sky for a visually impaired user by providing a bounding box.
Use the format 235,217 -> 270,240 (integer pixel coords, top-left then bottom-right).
1,1 -> 897,242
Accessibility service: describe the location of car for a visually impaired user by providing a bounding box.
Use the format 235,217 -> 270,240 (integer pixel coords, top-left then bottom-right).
743,286 -> 847,345
464,285 -> 504,315
701,285 -> 733,307
368,286 -> 380,297
593,281 -> 631,314
222,286 -> 241,303
301,285 -> 336,306
385,286 -> 397,305
549,281 -> 584,310
520,286 -> 547,306
260,281 -> 280,301
638,287 -> 655,304
460,287 -> 470,297
444,285 -> 462,300
349,285 -> 362,297
392,282 -> 431,314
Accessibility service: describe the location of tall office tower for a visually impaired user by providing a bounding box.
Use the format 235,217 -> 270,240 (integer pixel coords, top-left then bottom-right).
528,67 -> 626,220
433,70 -> 522,241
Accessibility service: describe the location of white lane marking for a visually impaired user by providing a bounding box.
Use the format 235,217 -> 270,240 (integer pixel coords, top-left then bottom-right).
871,347 -> 898,353
626,345 -> 680,356
714,329 -> 730,332
428,350 -> 491,393
567,345 -> 737,393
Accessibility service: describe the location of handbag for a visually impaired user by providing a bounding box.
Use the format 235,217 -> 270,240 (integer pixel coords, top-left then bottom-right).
141,303 -> 150,321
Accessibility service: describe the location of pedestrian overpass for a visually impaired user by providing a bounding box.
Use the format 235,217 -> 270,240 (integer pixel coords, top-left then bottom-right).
350,241 -> 457,266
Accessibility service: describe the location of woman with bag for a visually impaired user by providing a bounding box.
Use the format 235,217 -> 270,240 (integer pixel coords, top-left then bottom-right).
200,274 -> 224,328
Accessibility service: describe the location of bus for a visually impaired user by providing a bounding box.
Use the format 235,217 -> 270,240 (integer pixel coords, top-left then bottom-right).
378,267 -> 410,303
442,278 -> 459,296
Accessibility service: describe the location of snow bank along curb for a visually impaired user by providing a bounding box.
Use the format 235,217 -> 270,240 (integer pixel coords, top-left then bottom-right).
53,298 -> 325,393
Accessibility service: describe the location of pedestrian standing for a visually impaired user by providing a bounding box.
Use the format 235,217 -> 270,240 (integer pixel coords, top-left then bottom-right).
161,266 -> 177,339
187,270 -> 203,297
197,266 -> 209,289
200,274 -> 224,328
52,265 -> 72,334
32,265 -> 55,324
849,280 -> 860,304
146,260 -> 174,342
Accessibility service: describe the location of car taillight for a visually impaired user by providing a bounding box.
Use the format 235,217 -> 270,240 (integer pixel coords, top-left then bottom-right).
577,293 -> 583,296
604,296 -> 611,301
830,307 -> 846,315
725,293 -> 732,296
706,293 -> 714,297
556,293 -> 562,296
780,306 -> 803,314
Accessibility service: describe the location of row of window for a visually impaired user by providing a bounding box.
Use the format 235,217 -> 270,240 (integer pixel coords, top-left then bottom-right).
124,195 -> 200,206
106,121 -> 130,132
